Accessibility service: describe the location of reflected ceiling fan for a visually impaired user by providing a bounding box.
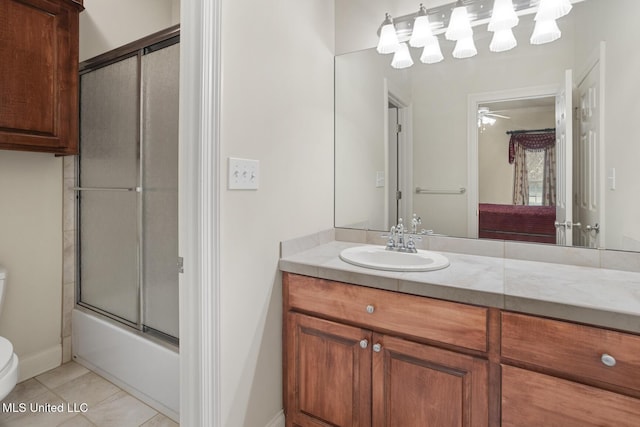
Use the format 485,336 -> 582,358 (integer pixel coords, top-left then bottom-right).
477,107 -> 511,129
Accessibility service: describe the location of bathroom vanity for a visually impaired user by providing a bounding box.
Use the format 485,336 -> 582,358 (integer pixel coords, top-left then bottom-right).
281,237 -> 640,426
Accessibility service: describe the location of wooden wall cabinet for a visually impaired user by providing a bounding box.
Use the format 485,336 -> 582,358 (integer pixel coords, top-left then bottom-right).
283,273 -> 489,427
0,0 -> 84,155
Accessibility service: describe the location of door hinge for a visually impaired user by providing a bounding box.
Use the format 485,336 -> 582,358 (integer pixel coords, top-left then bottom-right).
397,124 -> 402,133
178,257 -> 184,274
396,190 -> 402,200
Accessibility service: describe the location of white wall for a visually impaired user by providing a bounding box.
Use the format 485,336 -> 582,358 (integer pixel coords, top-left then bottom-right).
0,151 -> 62,380
79,0 -> 179,61
219,0 -> 335,425
335,49 -> 411,230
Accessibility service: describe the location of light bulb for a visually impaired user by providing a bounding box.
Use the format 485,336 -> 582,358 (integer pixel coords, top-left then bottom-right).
420,38 -> 444,64
530,19 -> 561,45
535,0 -> 573,22
410,15 -> 436,48
445,5 -> 473,41
490,28 -> 517,52
377,14 -> 400,54
488,0 -> 519,32
452,36 -> 477,59
391,43 -> 414,69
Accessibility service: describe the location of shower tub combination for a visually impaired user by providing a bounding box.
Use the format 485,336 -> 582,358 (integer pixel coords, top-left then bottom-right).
72,26 -> 180,421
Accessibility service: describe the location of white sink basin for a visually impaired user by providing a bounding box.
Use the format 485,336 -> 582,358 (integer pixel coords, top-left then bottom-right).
339,246 -> 450,272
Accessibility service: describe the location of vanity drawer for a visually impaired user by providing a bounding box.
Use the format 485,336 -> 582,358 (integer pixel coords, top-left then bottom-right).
502,365 -> 640,427
501,312 -> 640,392
284,273 -> 488,352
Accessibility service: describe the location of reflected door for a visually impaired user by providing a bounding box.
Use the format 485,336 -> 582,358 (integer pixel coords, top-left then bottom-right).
555,70 -> 574,246
387,105 -> 399,228
574,61 -> 602,249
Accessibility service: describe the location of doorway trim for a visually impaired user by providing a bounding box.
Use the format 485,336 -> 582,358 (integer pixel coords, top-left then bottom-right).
467,85 -> 557,238
179,0 -> 222,425
384,79 -> 413,229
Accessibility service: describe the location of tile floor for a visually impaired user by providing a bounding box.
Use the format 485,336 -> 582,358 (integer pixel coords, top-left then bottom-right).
0,362 -> 178,427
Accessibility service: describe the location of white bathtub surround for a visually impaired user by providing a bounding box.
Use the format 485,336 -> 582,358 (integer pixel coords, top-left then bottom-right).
72,309 -> 179,421
281,231 -> 640,334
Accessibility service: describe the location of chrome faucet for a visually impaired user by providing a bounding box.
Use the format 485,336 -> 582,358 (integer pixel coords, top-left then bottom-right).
385,218 -> 418,253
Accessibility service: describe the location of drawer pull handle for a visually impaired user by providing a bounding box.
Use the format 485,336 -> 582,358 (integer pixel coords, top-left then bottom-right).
601,354 -> 616,367
366,305 -> 375,314
359,339 -> 368,349
373,343 -> 382,353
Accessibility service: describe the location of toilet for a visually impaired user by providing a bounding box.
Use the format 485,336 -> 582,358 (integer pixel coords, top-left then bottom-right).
0,266 -> 19,401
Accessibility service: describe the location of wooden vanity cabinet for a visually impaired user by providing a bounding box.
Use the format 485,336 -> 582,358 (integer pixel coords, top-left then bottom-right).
501,312 -> 640,426
283,273 -> 490,427
0,0 -> 84,155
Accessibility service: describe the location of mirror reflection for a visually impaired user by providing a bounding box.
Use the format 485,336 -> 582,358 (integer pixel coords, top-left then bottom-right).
335,0 -> 640,252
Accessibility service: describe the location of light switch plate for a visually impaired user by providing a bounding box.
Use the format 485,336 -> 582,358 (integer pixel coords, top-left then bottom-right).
228,157 -> 259,190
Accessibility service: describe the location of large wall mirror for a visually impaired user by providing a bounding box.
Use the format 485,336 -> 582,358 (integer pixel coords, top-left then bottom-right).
335,0 -> 640,252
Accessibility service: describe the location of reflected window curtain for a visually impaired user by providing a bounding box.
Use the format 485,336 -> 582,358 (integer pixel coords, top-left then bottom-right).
543,145 -> 556,206
511,143 -> 529,205
508,132 -> 556,205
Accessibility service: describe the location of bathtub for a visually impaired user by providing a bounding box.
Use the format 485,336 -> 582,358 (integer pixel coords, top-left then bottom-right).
72,309 -> 179,421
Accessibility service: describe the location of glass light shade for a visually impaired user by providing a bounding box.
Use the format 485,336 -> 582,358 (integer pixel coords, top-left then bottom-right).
391,43 -> 414,69
535,0 -> 573,22
481,115 -> 497,126
377,23 -> 400,54
409,15 -> 435,48
452,36 -> 477,59
490,28 -> 517,52
488,0 -> 519,32
420,38 -> 444,64
445,6 -> 473,41
530,19 -> 561,45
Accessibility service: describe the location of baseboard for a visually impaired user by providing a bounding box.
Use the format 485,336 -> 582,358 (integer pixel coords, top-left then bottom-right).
17,344 -> 61,382
265,410 -> 285,427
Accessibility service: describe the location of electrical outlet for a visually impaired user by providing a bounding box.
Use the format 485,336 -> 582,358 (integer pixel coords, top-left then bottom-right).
228,157 -> 259,190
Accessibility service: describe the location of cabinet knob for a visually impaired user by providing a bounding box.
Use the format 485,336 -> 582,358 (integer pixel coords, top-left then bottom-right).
366,305 -> 375,314
601,353 -> 616,367
359,339 -> 368,349
373,343 -> 382,353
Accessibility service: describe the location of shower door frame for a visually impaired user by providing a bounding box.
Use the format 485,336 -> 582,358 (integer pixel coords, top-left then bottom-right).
76,25 -> 180,343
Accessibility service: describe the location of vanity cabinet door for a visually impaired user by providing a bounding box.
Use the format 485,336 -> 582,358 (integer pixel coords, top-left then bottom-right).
502,365 -> 640,427
372,334 -> 489,427
285,312 -> 371,427
0,0 -> 83,154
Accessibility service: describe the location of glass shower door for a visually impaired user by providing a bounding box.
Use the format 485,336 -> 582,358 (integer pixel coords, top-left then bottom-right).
78,35 -> 180,341
79,56 -> 140,325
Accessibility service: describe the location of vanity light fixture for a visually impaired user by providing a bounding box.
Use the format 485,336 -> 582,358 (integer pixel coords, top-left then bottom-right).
420,38 -> 444,64
530,18 -> 562,45
375,0 -> 576,68
377,13 -> 401,54
391,42 -> 414,69
530,0 -> 571,45
445,1 -> 473,42
409,4 -> 436,48
452,36 -> 478,59
488,0 -> 518,52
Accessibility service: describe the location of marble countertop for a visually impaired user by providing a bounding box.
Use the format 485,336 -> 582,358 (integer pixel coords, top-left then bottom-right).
279,239 -> 640,334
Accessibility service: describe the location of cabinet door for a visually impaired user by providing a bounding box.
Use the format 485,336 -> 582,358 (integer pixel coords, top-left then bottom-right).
502,364 -> 640,427
286,313 -> 371,427
372,334 -> 488,427
0,0 -> 81,154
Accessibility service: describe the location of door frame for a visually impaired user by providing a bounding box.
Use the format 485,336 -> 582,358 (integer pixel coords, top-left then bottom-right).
467,85 -> 558,238
384,79 -> 413,229
179,0 -> 222,425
